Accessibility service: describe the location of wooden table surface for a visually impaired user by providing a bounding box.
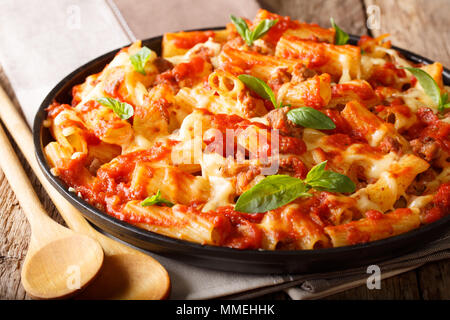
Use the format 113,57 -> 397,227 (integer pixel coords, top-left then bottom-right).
1,0 -> 449,299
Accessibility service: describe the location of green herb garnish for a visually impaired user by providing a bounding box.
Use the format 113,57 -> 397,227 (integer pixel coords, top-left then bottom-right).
96,97 -> 134,120
402,67 -> 450,113
130,46 -> 152,75
287,107 -> 336,130
330,17 -> 349,45
230,15 -> 278,46
237,74 -> 285,109
141,190 -> 174,207
235,161 -> 356,213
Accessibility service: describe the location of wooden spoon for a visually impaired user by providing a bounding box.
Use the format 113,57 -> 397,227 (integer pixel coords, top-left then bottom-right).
0,86 -> 170,299
0,123 -> 104,299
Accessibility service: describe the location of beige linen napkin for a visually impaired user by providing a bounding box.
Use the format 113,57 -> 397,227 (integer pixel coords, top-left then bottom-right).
0,0 -> 448,300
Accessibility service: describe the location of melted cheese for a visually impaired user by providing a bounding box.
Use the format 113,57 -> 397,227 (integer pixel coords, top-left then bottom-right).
200,153 -> 235,211
338,53 -> 353,83
167,39 -> 221,65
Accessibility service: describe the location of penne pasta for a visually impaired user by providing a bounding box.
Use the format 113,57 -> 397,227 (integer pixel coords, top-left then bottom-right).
41,10 -> 450,250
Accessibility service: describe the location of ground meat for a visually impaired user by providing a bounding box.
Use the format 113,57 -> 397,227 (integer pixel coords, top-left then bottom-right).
406,168 -> 437,195
154,57 -> 173,73
264,106 -> 302,138
380,136 -> 402,154
410,137 -> 441,161
291,64 -> 317,83
347,164 -> 370,189
278,156 -> 308,179
235,166 -> 261,195
267,67 -> 291,92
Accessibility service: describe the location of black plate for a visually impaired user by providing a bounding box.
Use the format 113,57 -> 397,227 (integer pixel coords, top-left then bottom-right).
33,32 -> 450,274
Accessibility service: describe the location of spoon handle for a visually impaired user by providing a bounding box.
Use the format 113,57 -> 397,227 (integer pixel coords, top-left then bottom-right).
0,121 -> 56,234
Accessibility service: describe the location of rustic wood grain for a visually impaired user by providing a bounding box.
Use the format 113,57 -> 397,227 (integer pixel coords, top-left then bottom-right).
325,270 -> 421,300
1,0 -> 449,300
365,0 -> 450,66
258,0 -> 367,35
417,260 -> 450,300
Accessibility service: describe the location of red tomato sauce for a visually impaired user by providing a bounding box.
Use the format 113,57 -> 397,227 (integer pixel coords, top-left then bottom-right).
332,82 -> 376,101
170,31 -> 215,49
365,210 -> 384,220
407,108 -> 450,152
279,37 -> 329,68
424,183 -> 450,224
46,102 -> 71,119
156,56 -> 206,86
264,15 -> 300,44
345,225 -> 371,244
368,62 -> 406,88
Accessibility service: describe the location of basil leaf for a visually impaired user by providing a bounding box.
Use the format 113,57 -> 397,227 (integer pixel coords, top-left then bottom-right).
402,67 -> 443,110
442,93 -> 448,104
330,18 -> 349,45
235,162 -> 356,213
250,19 -> 278,43
230,15 -> 252,46
305,161 -> 356,193
441,93 -> 450,111
130,46 -> 152,75
305,161 -> 327,182
308,171 -> 356,193
287,107 -> 336,130
237,74 -> 279,108
235,175 -> 311,213
96,97 -> 134,120
231,15 -> 277,46
141,190 -> 174,207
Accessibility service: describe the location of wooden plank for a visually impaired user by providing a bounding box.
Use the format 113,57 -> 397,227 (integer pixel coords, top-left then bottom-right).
258,0 -> 367,35
364,0 -> 450,66
324,270 -> 421,300
417,260 -> 450,300
0,169 -> 29,300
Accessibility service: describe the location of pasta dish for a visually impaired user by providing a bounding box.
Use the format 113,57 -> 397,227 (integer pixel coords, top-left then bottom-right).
43,10 -> 449,250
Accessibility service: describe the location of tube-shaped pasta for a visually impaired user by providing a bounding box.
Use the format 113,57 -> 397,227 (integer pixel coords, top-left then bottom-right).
50,108 -> 88,154
276,36 -> 361,82
325,208 -> 421,247
208,70 -> 245,99
216,47 -> 298,80
352,154 -> 429,213
259,204 -> 331,250
277,73 -> 331,108
341,100 -> 408,150
329,80 -> 379,108
124,202 -> 224,245
162,29 -> 228,58
130,163 -> 210,205
253,9 -> 335,44
77,100 -> 133,146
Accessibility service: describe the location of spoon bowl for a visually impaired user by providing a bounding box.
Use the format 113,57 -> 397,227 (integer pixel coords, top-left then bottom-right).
77,252 -> 170,299
21,233 -> 103,299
